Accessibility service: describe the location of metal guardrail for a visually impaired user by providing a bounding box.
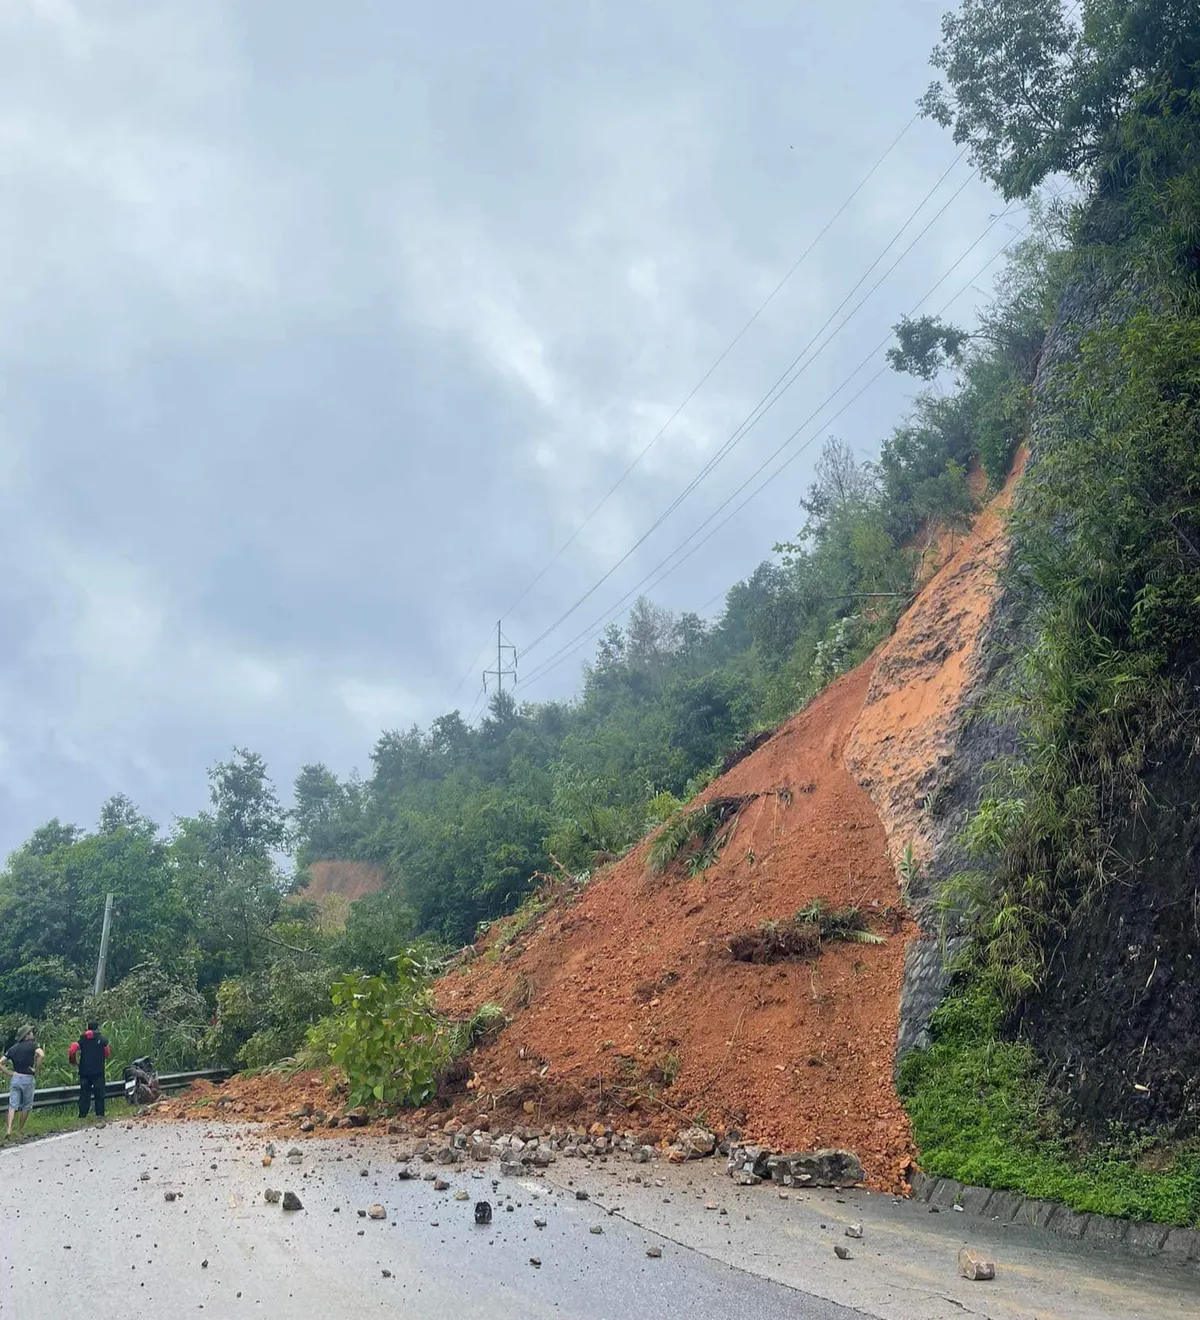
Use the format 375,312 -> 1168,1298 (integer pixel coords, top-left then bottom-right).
28,1068 -> 231,1110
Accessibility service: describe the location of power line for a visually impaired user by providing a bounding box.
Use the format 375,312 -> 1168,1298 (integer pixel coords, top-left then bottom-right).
517,210 -> 1028,691
500,112 -> 921,623
449,634 -> 495,705
520,149 -> 977,661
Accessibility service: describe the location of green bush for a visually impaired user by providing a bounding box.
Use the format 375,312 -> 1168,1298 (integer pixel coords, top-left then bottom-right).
307,949 -> 446,1108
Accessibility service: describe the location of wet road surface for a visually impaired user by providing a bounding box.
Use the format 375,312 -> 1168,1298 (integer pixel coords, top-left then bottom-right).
2,1122 -> 1196,1319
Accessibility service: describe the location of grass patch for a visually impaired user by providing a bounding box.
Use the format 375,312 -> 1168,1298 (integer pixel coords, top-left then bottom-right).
898,986 -> 1200,1227
2,1097 -> 136,1146
448,1002 -> 507,1058
727,900 -> 885,963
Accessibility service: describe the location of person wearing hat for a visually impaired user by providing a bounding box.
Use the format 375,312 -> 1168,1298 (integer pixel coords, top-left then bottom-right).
2,1026 -> 44,1137
69,1020 -> 112,1118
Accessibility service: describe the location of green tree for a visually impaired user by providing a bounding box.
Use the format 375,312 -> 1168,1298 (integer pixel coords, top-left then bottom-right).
921,0 -> 1200,199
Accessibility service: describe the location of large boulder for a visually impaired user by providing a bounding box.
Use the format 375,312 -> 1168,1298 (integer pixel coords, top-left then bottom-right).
766,1149 -> 865,1188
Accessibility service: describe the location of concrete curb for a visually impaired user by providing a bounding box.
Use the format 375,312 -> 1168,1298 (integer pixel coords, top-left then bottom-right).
908,1172 -> 1200,1270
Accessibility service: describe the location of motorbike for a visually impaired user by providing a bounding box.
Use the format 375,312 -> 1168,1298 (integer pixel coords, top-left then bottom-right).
123,1056 -> 162,1106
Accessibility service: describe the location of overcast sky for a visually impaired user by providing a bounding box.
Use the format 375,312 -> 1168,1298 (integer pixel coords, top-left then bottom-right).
0,0 -> 1016,853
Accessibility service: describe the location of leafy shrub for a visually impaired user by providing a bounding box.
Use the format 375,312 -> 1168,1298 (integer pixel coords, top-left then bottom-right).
307,949 -> 445,1108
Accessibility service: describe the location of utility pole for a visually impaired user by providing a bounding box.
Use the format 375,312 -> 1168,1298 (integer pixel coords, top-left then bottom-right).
93,892 -> 114,997
482,619 -> 518,696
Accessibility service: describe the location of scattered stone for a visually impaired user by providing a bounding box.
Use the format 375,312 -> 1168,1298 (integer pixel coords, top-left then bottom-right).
396,1165 -> 414,1180
299,1119 -> 315,1133
261,1155 -> 273,1167
575,1190 -> 589,1201
264,1189 -> 281,1204
368,1204 -> 387,1220
357,1209 -> 367,1218
475,1201 -> 493,1225
589,1225 -> 603,1235
704,1202 -> 718,1211
675,1127 -> 717,1159
163,1191 -> 178,1203
139,1172 -> 150,1182
500,1161 -> 522,1178
834,1245 -> 851,1261
534,1218 -> 547,1229
958,1248 -> 996,1282
529,1257 -> 542,1269
454,1190 -> 470,1202
433,1179 -> 450,1192
646,1246 -> 662,1258
281,1191 -> 303,1212
381,1269 -> 392,1278
201,1260 -> 208,1269
359,1168 -> 369,1177
845,1223 -> 863,1239
345,1106 -> 370,1128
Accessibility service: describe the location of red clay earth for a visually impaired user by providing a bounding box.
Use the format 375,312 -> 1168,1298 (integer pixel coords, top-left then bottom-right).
440,663 -> 917,1191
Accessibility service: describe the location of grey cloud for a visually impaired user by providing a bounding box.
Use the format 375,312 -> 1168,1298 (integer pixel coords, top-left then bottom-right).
0,0 -> 1008,852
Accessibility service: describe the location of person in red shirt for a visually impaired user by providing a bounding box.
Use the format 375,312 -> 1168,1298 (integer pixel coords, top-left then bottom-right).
68,1021 -> 112,1119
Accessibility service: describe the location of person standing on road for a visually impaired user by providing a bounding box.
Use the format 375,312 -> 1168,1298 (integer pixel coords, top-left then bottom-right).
69,1021 -> 112,1119
2,1026 -> 44,1138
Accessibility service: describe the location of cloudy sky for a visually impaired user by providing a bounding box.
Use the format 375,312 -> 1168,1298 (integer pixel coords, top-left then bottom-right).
0,0 -> 1016,852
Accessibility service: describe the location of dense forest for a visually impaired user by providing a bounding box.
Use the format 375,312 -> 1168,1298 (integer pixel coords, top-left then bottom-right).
3,3 -> 1197,1226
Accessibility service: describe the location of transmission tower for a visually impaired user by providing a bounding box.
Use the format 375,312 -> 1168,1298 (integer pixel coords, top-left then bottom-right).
483,619 -> 518,695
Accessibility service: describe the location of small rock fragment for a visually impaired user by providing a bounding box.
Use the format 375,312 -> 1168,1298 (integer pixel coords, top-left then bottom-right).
589,1224 -> 603,1235
264,1189 -> 281,1204
139,1172 -> 150,1182
474,1202 -> 493,1225
834,1244 -> 851,1260
433,1179 -> 450,1192
381,1270 -> 392,1278
575,1190 -> 589,1201
454,1190 -> 470,1201
534,1218 -> 547,1229
281,1191 -> 303,1212
368,1204 -> 387,1220
958,1248 -> 996,1282
646,1246 -> 662,1258
163,1191 -> 178,1203
845,1223 -> 863,1239
529,1257 -> 542,1268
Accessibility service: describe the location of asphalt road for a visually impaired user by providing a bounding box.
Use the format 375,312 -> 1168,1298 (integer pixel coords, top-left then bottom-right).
2,1122 -> 1196,1320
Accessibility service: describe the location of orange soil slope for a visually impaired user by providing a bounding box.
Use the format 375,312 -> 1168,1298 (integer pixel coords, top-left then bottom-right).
846,454 -> 1024,869
440,664 -> 917,1190
293,860 -> 386,932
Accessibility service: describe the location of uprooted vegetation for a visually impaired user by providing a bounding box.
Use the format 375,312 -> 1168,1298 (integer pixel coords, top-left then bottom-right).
647,796 -> 756,876
727,899 -> 887,963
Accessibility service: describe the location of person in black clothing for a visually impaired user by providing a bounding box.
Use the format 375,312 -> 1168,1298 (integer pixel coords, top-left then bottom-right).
2,1026 -> 44,1137
69,1021 -> 111,1119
